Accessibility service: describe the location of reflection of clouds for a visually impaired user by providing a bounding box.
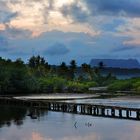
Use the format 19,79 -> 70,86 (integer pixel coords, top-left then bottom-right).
120,124 -> 140,140
60,133 -> 100,140
0,130 -> 52,140
31,132 -> 100,140
1,116 -> 140,140
31,132 -> 46,140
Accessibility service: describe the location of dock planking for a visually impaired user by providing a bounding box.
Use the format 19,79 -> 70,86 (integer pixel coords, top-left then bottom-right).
0,97 -> 140,121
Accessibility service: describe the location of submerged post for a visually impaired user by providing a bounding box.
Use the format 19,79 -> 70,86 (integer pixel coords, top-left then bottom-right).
136,111 -> 140,120
119,109 -> 122,118
111,109 -> 115,117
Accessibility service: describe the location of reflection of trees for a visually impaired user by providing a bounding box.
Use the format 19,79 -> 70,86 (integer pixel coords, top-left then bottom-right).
0,106 -> 48,128
0,105 -> 27,128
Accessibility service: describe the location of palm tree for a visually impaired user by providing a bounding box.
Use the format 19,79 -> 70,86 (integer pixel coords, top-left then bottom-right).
98,61 -> 105,69
69,60 -> 77,80
58,62 -> 68,78
81,63 -> 92,80
28,56 -> 36,68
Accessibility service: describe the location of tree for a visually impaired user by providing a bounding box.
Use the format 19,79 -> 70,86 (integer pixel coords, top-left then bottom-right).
58,62 -> 68,78
81,63 -> 92,80
98,61 -> 104,69
40,57 -> 45,65
28,56 -> 36,68
15,58 -> 24,66
69,60 -> 77,80
35,55 -> 41,66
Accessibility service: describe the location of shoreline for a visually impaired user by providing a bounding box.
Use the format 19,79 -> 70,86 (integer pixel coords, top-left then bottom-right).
13,93 -> 99,100
1,93 -> 140,101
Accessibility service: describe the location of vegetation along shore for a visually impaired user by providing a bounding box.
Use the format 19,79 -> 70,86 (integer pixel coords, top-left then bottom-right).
0,55 -> 140,95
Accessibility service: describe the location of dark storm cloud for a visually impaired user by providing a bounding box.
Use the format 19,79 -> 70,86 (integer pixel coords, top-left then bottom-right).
61,0 -> 140,23
85,0 -> 140,17
112,45 -> 136,52
44,43 -> 70,56
61,3 -> 89,23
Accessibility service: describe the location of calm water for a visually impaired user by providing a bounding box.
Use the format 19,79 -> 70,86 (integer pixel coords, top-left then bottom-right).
1,103 -> 140,140
62,98 -> 140,108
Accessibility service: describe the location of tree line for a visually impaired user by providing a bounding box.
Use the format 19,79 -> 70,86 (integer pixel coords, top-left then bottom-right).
0,56 -> 116,94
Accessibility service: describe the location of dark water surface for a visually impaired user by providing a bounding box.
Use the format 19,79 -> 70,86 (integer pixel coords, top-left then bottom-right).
0,104 -> 140,140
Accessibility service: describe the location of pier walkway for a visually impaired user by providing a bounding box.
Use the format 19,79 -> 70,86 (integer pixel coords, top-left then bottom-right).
1,97 -> 140,121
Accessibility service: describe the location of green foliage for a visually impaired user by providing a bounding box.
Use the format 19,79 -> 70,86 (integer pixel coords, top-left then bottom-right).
93,72 -> 116,86
108,80 -> 133,91
67,81 -> 89,93
39,76 -> 67,93
132,80 -> 140,92
108,78 -> 140,92
3,55 -> 139,94
84,81 -> 97,88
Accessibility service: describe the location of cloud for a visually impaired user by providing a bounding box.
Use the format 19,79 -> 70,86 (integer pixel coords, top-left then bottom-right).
0,35 -> 8,51
85,0 -> 140,17
0,0 -> 100,38
3,26 -> 32,39
0,1 -> 18,24
112,45 -> 137,52
61,1 -> 90,23
3,12 -> 18,23
116,18 -> 140,46
44,43 -> 70,56
0,24 -> 6,31
59,0 -> 140,25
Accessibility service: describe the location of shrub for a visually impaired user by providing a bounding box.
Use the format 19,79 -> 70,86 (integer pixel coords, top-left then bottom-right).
108,80 -> 133,91
133,81 -> 140,92
39,76 -> 67,93
84,81 -> 97,88
67,81 -> 88,93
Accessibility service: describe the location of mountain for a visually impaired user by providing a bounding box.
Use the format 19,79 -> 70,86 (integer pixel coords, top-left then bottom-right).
90,59 -> 140,69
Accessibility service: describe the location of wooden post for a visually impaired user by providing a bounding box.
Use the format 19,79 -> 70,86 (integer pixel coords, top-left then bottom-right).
93,107 -> 96,115
101,108 -> 105,116
88,106 -> 92,115
106,109 -> 109,116
96,108 -> 99,115
111,109 -> 115,117
126,110 -> 129,118
136,111 -> 140,120
119,109 -> 122,118
73,105 -> 77,113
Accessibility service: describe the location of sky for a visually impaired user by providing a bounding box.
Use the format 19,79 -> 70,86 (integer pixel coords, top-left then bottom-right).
0,0 -> 140,64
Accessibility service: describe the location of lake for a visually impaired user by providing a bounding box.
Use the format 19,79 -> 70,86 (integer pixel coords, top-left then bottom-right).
1,98 -> 140,140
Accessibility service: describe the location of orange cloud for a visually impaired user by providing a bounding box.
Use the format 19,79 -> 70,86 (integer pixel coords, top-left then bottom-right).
0,24 -> 6,30
6,0 -> 99,38
117,17 -> 140,46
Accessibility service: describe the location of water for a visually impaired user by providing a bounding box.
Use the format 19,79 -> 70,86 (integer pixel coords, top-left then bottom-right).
62,98 -> 140,108
0,104 -> 140,140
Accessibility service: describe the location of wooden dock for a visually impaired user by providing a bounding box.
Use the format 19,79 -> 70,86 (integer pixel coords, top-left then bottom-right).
0,97 -> 140,121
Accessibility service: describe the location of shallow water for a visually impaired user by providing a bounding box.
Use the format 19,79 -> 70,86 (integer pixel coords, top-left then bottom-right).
0,105 -> 140,140
14,94 -> 98,100
62,98 -> 140,108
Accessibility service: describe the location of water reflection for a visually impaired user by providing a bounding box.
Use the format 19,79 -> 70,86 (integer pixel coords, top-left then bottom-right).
0,105 -> 140,140
0,106 -> 26,128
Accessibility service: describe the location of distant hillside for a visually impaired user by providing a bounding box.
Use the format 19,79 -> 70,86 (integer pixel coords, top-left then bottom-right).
90,59 -> 140,69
